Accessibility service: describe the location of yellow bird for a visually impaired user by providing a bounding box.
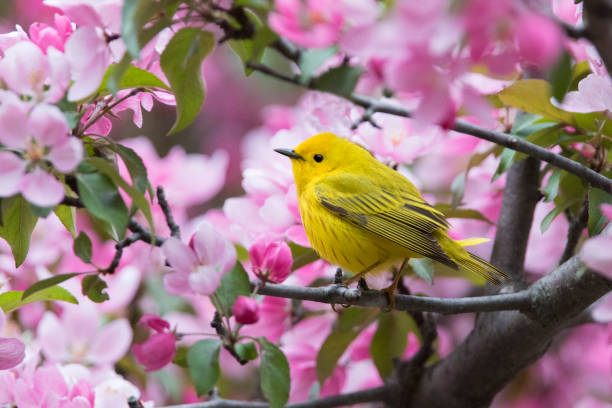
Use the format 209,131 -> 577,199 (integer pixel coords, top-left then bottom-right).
274,133 -> 508,303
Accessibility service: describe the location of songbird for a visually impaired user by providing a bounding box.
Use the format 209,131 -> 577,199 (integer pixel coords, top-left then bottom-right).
274,132 -> 508,306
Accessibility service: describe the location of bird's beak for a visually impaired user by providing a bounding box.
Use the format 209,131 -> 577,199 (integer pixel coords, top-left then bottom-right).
274,148 -> 305,160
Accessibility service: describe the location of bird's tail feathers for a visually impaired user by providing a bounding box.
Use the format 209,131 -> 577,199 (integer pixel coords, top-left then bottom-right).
459,252 -> 509,284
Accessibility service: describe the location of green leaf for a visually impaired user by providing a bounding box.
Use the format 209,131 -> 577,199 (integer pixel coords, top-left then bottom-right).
83,158 -> 154,239
96,65 -> 169,96
173,345 -> 189,368
370,312 -> 416,379
235,342 -> 259,361
73,231 -> 93,263
76,163 -> 129,240
234,0 -> 271,11
450,173 -> 466,209
409,258 -> 434,285
568,60 -> 591,92
497,79 -> 576,124
229,23 -> 277,75
588,188 -> 612,236
299,46 -> 337,82
491,148 -> 515,182
81,275 -> 109,303
121,0 -> 142,58
22,273 -> 82,301
29,204 -> 54,218
0,195 -> 38,267
54,204 -> 76,237
111,144 -> 152,196
0,286 -> 77,313
541,169 -> 562,202
313,65 -> 363,97
161,28 -> 215,134
187,339 -> 221,396
214,262 -> 251,316
550,52 -> 572,102
316,308 -> 377,384
541,197 -> 580,233
259,337 -> 290,408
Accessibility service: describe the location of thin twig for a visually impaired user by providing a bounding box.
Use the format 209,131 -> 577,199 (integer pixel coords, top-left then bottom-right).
159,385 -> 391,408
157,186 -> 180,238
559,197 -> 589,263
247,63 -> 612,193
103,233 -> 142,274
127,219 -> 166,246
60,196 -> 83,208
252,281 -> 532,315
81,88 -> 144,135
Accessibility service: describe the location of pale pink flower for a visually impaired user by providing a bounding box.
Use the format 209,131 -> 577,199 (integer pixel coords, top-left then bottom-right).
44,0 -> 122,32
232,296 -> 260,325
240,296 -> 291,343
249,237 -> 293,283
162,221 -> 236,296
0,97 -> 82,207
560,73 -> 612,114
0,309 -> 25,370
132,314 -> 176,372
269,0 -> 344,48
64,26 -> 111,101
37,303 -> 133,366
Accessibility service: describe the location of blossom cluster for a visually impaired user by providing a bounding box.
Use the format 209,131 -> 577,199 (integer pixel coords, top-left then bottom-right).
0,0 -> 609,407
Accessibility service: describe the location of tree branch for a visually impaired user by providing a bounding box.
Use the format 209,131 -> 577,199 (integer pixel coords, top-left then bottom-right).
490,157 -> 542,281
405,257 -> 612,408
158,385 -> 391,408
253,281 -> 533,315
247,64 -> 612,193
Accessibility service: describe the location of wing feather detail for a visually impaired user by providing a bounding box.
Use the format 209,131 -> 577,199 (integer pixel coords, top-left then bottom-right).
315,174 -> 456,269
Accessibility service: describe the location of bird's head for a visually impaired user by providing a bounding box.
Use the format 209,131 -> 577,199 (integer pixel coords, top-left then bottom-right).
274,132 -> 372,193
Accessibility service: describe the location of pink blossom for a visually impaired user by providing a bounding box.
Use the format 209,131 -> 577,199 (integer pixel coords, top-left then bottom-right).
64,26 -> 111,101
133,314 -> 176,372
28,14 -> 74,53
269,0 -> 343,48
0,309 -> 25,370
232,296 -> 260,325
0,97 -> 82,207
249,238 -> 293,283
162,221 -> 236,296
515,13 -> 563,69
37,303 -> 133,366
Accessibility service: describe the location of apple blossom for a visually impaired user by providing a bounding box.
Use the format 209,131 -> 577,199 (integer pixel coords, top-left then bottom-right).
132,314 -> 177,372
162,221 -> 236,296
0,309 -> 25,370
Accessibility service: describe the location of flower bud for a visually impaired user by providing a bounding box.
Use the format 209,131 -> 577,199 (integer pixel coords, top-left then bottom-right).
232,296 -> 260,325
132,332 -> 176,372
249,238 -> 293,283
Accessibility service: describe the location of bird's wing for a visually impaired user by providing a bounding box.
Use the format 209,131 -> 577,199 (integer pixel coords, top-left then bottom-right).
314,173 -> 456,268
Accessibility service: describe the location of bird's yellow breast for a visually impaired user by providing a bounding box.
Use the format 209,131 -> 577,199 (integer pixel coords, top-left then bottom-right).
298,188 -> 410,275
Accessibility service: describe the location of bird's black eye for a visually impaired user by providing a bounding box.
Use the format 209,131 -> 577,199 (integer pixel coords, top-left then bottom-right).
313,154 -> 324,163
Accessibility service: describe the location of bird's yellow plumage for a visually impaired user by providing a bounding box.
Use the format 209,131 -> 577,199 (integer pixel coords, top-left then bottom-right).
275,132 -> 508,288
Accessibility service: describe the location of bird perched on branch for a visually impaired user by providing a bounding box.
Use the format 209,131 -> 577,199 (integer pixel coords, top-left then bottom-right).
275,132 -> 508,307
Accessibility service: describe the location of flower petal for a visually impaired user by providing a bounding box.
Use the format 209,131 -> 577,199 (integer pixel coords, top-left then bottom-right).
0,337 -> 25,369
0,152 -> 25,198
0,93 -> 30,150
47,137 -> 83,172
161,237 -> 197,274
29,103 -> 69,146
21,169 -> 64,207
88,318 -> 133,365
